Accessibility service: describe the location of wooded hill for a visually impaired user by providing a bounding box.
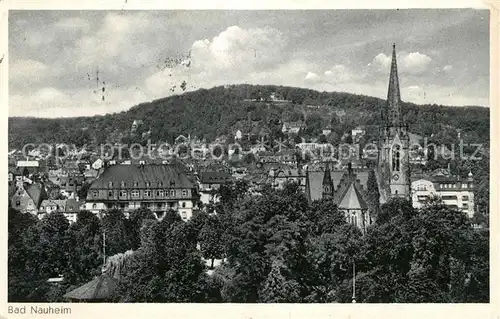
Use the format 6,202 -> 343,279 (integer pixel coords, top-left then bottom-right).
8,84 -> 489,149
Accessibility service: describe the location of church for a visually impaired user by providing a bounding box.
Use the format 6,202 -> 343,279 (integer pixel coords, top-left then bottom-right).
305,43 -> 412,234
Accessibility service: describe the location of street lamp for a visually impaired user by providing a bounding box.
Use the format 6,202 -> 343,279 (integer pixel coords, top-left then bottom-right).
352,260 -> 356,303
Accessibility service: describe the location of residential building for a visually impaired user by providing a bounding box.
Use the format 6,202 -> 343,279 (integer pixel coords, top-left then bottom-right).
131,119 -> 144,132
38,198 -> 83,223
351,126 -> 366,142
11,182 -> 48,214
282,121 -> 305,134
269,167 -> 307,191
322,128 -> 332,136
198,171 -> 234,205
59,174 -> 85,198
411,168 -> 475,218
92,158 -> 104,170
16,160 -> 41,174
85,164 -> 199,221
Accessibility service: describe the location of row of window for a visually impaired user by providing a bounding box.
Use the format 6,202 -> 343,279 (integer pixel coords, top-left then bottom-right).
107,180 -> 177,188
92,189 -> 189,198
439,183 -> 473,189
91,201 -> 189,209
441,195 -> 470,201
417,195 -> 469,202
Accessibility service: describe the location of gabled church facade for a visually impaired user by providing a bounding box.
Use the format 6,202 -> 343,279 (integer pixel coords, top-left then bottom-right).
305,44 -> 411,234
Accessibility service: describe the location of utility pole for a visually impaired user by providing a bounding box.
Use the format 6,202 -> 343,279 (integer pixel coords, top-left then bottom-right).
102,231 -> 106,273
352,260 -> 356,303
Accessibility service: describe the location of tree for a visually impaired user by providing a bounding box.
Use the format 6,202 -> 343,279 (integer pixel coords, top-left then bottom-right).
220,184 -> 311,302
304,224 -> 363,302
116,216 -> 208,302
318,134 -> 327,144
217,180 -> 249,210
259,259 -> 301,302
65,210 -> 103,285
101,209 -> 133,256
354,198 -> 482,303
199,214 -> 224,269
9,212 -> 71,302
127,208 -> 156,250
77,182 -> 91,200
307,199 -> 346,235
294,134 -> 303,145
366,169 -> 380,216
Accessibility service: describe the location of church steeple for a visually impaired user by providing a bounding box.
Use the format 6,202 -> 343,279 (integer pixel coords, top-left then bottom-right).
377,43 -> 411,204
322,162 -> 334,199
386,43 -> 403,127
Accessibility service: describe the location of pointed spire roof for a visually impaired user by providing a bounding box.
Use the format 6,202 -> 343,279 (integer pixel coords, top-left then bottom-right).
322,162 -> 334,191
386,43 -> 403,127
338,183 -> 368,210
322,162 -> 334,196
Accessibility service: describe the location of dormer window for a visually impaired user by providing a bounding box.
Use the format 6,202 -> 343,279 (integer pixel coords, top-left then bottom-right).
145,181 -> 151,187
158,181 -> 163,187
121,181 -> 126,187
108,181 -> 113,188
170,181 -> 176,187
134,181 -> 139,187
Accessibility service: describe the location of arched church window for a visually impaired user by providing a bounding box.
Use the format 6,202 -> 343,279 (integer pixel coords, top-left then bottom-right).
392,144 -> 401,171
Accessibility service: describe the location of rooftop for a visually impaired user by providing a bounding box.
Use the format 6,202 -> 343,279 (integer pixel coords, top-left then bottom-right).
88,164 -> 196,189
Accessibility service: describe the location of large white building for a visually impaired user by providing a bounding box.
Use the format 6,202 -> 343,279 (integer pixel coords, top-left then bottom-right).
411,168 -> 475,218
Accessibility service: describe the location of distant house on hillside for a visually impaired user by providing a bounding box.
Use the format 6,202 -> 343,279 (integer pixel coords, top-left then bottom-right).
282,121 -> 305,134
175,134 -> 191,145
351,126 -> 366,143
269,92 -> 289,103
322,127 -> 333,136
235,130 -> 243,141
334,109 -> 347,122
131,120 -> 143,132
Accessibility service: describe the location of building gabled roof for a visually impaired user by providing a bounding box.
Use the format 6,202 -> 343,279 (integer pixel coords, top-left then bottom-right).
88,164 -> 196,189
338,183 -> 368,210
306,168 -> 371,203
25,183 -> 47,208
63,274 -> 118,300
199,171 -> 233,184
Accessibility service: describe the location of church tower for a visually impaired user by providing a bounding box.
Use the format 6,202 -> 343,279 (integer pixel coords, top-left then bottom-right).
322,162 -> 334,199
378,44 -> 411,201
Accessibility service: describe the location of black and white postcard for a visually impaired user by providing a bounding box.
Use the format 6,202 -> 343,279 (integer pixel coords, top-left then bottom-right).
0,1 -> 497,319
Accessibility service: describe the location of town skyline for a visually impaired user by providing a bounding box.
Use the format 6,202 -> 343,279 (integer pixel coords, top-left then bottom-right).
9,9 -> 489,118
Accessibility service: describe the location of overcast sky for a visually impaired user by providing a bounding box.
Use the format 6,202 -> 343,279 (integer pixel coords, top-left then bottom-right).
9,9 -> 489,118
